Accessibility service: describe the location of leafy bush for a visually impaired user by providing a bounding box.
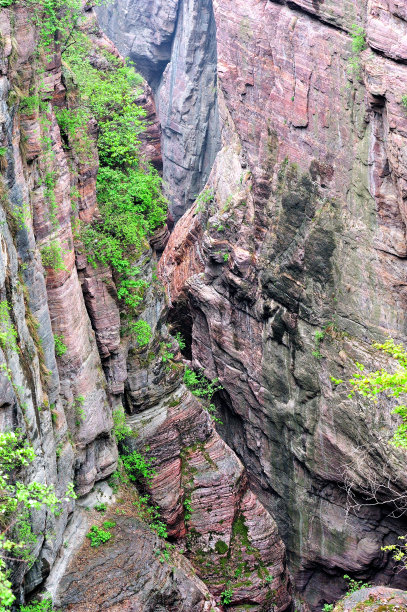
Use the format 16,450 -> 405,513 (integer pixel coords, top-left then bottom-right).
112,408 -> 135,443
348,24 -> 367,76
40,241 -> 67,272
174,332 -> 185,350
94,503 -> 107,513
53,334 -> 67,357
129,320 -> 152,347
350,24 -> 367,54
122,449 -> 156,482
339,339 -> 407,447
20,597 -> 55,611
0,432 -> 75,609
86,525 -> 112,547
133,495 -> 168,538
183,367 -> 223,423
0,301 -> 18,353
220,587 -> 233,605
62,38 -> 167,312
344,574 -> 371,595
73,395 -> 85,426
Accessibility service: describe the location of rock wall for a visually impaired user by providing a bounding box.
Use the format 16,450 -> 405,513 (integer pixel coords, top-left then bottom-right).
97,0 -> 407,609
96,0 -> 221,222
0,5 -> 293,610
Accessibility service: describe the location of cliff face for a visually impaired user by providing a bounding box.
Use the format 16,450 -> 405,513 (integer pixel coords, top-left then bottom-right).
0,4 -> 293,611
96,0 -> 221,222
97,0 -> 407,610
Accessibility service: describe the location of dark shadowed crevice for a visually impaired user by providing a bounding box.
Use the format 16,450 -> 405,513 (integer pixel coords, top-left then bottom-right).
167,299 -> 193,360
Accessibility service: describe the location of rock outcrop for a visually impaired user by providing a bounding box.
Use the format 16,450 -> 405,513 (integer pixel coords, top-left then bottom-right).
55,514 -> 221,612
0,4 -> 293,610
334,586 -> 407,611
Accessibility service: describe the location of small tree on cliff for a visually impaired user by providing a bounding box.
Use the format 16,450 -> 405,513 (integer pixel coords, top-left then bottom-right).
333,339 -> 407,568
0,431 -> 75,610
334,339 -> 407,449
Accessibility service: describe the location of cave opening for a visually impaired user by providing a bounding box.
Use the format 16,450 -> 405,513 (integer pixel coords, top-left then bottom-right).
167,299 -> 193,361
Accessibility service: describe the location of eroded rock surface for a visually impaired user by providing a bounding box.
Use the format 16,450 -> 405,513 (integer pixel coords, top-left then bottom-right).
152,0 -> 407,609
56,516 -> 220,612
334,586 -> 407,611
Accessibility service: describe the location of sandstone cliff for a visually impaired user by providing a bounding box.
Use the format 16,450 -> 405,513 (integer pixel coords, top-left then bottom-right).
96,0 -> 407,610
0,2 -> 293,611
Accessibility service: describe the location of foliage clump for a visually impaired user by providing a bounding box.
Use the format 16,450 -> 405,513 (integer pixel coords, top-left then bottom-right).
0,431 -> 75,610
339,339 -> 407,448
348,24 -> 367,76
40,241 -> 67,272
0,301 -> 18,353
20,598 -> 55,612
184,367 -> 223,423
53,334 -> 67,357
63,38 -> 167,312
86,523 -> 114,547
128,320 -> 152,347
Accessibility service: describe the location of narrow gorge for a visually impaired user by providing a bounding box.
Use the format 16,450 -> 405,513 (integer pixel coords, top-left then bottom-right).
1,1 -> 407,611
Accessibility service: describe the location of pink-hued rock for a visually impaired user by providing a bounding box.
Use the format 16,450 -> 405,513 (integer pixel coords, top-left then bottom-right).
367,0 -> 407,62
125,381 -> 292,610
155,0 -> 407,609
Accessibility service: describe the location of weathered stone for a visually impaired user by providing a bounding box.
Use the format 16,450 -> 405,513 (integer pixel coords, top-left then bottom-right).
55,515 -> 220,612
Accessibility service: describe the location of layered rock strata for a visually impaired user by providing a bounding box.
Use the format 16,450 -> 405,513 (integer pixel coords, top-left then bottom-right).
0,5 -> 293,610
90,0 -> 407,609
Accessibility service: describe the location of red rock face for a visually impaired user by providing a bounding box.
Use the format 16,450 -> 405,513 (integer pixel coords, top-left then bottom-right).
157,0 -> 407,609
124,365 -> 292,610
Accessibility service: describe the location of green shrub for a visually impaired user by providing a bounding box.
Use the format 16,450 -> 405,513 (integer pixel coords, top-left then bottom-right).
112,408 -> 135,442
322,605 -> 333,612
73,395 -> 85,426
122,449 -> 156,482
0,431 -> 75,609
53,334 -> 67,357
94,502 -> 107,513
344,574 -> 371,595
350,24 -> 367,54
62,39 -> 167,313
86,525 -> 112,547
40,241 -> 67,272
133,494 -> 168,538
20,597 -> 55,611
183,367 -> 223,423
220,587 -> 233,605
0,300 -> 18,353
129,320 -> 152,347
174,332 -> 185,350
348,24 -> 367,76
183,495 -> 192,521
215,540 -> 228,555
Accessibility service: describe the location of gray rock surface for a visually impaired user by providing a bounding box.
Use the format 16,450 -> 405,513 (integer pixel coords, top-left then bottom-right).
96,0 -> 221,221
55,516 -> 220,611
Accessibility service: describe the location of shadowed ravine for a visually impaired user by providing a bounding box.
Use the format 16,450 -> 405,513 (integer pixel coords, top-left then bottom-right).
1,0 -> 407,611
